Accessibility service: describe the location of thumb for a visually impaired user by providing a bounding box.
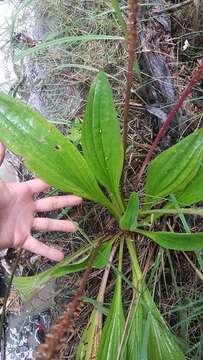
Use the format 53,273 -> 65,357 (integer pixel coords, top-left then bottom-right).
0,143 -> 5,166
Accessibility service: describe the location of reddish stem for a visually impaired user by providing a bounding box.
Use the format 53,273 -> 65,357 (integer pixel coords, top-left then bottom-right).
135,58 -> 203,189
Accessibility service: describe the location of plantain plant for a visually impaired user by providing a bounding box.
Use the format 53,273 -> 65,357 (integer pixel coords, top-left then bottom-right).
0,71 -> 203,359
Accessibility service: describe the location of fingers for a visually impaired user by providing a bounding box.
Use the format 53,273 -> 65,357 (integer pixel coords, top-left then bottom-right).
23,235 -> 64,261
35,195 -> 82,212
0,143 -> 5,166
26,178 -> 49,194
32,218 -> 78,232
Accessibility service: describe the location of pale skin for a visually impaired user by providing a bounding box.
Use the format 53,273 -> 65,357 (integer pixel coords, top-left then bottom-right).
0,143 -> 82,262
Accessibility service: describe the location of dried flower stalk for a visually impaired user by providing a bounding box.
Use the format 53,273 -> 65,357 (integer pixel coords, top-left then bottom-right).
122,0 -> 139,153
36,235 -> 107,360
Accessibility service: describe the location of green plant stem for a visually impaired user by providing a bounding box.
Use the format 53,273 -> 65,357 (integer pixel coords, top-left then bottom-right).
118,236 -> 124,279
126,236 -> 153,307
126,237 -> 142,284
99,192 -> 122,220
0,249 -> 22,349
117,237 -> 145,360
110,189 -> 125,216
77,229 -> 135,290
170,195 -> 203,272
126,236 -> 166,315
98,243 -> 118,302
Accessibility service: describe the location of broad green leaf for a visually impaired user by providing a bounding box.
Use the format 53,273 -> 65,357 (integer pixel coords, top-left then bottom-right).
146,302 -> 186,360
140,311 -> 151,360
137,230 -> 203,251
176,163 -> 203,205
0,92 -> 117,213
126,296 -> 185,360
82,71 -> 124,213
126,293 -> 145,359
97,239 -> 126,360
127,238 -> 185,360
13,241 -> 113,300
145,129 -> 203,206
144,292 -> 186,360
119,192 -> 139,231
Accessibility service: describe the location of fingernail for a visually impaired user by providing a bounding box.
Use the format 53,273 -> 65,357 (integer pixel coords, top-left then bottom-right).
74,196 -> 83,204
54,251 -> 64,262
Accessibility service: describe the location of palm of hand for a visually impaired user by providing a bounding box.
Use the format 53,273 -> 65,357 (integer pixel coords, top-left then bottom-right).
0,177 -> 82,261
0,180 -> 34,249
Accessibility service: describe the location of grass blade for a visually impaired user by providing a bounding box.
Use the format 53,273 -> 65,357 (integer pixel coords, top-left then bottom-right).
15,35 -> 124,61
97,238 -> 126,360
111,0 -> 127,34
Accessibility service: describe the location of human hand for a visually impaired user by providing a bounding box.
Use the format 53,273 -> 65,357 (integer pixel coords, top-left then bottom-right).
0,143 -> 82,261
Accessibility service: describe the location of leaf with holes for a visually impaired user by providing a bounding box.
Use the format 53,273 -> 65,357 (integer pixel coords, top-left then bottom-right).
82,71 -> 124,214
